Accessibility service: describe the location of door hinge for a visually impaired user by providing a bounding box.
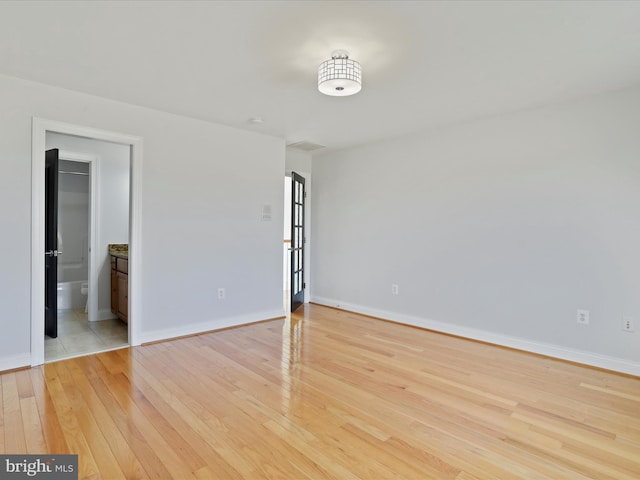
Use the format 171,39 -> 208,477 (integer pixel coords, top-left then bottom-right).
303,283 -> 306,289
304,191 -> 307,199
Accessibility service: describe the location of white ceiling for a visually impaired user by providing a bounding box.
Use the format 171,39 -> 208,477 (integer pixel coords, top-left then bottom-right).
1,1 -> 640,153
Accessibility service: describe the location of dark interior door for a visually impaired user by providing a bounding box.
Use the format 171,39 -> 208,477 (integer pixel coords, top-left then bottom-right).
290,172 -> 305,312
45,148 -> 59,338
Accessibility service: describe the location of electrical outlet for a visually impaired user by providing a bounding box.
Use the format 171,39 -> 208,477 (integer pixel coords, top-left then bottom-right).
217,288 -> 226,300
622,316 -> 635,332
577,309 -> 589,325
391,284 -> 399,295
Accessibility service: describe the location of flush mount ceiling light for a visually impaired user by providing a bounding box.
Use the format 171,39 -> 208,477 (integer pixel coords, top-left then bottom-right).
318,50 -> 362,97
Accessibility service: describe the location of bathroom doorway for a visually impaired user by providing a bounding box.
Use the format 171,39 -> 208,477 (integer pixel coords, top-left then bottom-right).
44,134 -> 130,361
31,118 -> 143,366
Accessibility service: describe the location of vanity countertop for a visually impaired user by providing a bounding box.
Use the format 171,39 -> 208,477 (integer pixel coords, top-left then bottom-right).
108,243 -> 128,259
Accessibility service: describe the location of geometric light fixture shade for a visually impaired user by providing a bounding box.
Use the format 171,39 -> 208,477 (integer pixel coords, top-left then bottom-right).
318,50 -> 362,96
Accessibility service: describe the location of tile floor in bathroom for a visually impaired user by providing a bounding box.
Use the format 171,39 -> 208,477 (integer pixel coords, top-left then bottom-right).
45,309 -> 128,362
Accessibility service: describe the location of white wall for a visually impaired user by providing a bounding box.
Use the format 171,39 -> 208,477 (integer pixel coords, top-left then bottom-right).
57,159 -> 90,283
0,73 -> 284,370
285,149 -> 312,174
47,133 -> 130,318
311,85 -> 640,375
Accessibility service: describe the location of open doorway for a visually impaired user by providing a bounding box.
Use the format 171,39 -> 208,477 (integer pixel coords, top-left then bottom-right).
284,172 -> 307,314
44,133 -> 130,362
31,118 -> 143,366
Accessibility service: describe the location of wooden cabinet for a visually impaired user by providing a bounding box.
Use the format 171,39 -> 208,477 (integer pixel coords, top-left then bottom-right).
110,257 -> 118,314
110,255 -> 128,324
117,272 -> 128,321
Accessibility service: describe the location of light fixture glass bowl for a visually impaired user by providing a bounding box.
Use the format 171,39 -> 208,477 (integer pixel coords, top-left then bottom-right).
318,51 -> 362,97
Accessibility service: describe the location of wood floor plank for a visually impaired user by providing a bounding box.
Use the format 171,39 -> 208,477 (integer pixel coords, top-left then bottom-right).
1,373 -> 27,453
86,373 -> 174,479
28,367 -> 70,454
44,363 -> 101,479
66,358 -> 149,480
0,303 -> 638,479
15,369 -> 35,399
20,396 -> 46,454
101,371 -> 199,480
0,374 -> 4,453
129,348 -> 260,478
120,353 -> 245,479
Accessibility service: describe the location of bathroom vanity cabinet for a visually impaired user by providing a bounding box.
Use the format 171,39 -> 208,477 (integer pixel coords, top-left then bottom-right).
110,255 -> 128,323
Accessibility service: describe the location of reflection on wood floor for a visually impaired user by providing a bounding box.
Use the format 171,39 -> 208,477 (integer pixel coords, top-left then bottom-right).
3,303 -> 639,479
45,309 -> 128,362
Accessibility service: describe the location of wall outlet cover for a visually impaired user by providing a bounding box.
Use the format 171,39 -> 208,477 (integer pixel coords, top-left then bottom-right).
577,309 -> 589,325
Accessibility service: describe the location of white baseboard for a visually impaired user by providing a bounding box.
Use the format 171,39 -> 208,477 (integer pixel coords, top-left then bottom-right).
311,296 -> 640,377
0,353 -> 31,373
138,309 -> 286,345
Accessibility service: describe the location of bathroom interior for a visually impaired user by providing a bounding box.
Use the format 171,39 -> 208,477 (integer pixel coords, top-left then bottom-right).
45,156 -> 128,362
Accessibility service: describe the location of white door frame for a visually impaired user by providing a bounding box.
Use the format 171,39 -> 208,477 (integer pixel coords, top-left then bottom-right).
31,118 -> 143,366
57,150 -> 99,323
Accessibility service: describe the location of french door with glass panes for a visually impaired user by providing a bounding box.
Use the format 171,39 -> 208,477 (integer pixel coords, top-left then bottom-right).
290,172 -> 305,312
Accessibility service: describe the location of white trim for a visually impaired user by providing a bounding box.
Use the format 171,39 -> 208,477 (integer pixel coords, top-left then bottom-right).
31,120 -> 46,366
57,150 -> 99,323
130,139 -> 143,347
137,310 -> 285,345
31,118 -> 143,366
0,354 -> 32,373
310,296 -> 640,377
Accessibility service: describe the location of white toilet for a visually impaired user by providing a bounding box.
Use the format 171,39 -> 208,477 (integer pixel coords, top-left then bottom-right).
81,281 -> 89,312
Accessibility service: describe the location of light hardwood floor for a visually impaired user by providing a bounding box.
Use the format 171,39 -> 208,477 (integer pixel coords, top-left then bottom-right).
1,304 -> 639,479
